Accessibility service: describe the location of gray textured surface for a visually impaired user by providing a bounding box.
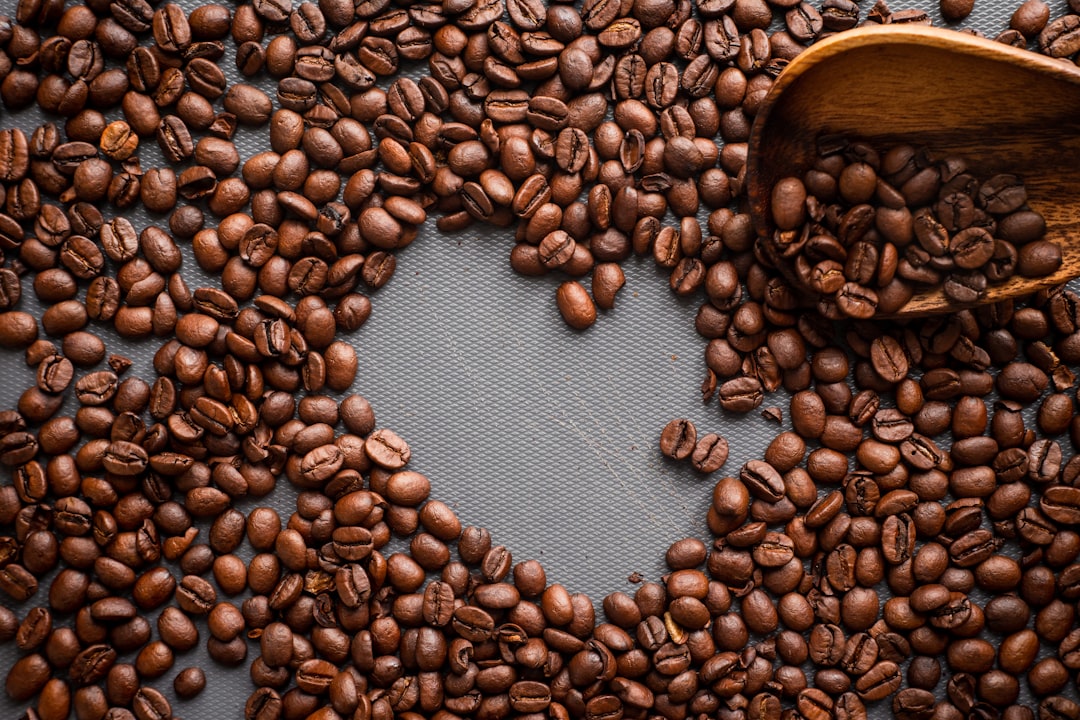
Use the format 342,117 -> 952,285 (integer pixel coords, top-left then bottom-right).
0,0 -> 1074,716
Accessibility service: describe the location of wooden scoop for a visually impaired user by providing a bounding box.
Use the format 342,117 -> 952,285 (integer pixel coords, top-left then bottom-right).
747,25 -> 1080,317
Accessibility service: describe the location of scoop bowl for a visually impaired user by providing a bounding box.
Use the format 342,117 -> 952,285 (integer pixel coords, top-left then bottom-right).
747,25 -> 1080,317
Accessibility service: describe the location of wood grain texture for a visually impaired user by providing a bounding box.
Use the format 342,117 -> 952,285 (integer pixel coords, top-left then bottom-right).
747,25 -> 1080,317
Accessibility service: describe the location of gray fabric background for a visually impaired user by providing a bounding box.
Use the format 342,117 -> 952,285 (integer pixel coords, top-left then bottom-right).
0,0 -> 1073,716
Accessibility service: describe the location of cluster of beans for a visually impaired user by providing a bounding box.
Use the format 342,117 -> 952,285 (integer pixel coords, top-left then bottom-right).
2,0 -> 1080,718
766,140 -> 1061,318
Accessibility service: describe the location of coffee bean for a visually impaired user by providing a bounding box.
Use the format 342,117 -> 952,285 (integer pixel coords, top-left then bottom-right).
943,270 -> 988,304
836,282 -> 878,319
0,311 -> 38,348
365,428 -> 411,470
941,0 -> 975,21
691,433 -> 729,473
5,652 -> 50,701
1012,0 -> 1050,36
1018,240 -> 1063,277
659,418 -> 696,460
172,666 -> 206,700
591,263 -> 626,311
772,176 -> 807,230
555,281 -> 597,330
718,376 -> 765,413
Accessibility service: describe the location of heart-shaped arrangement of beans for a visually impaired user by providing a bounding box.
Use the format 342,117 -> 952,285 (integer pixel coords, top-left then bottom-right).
1,0 -> 1080,718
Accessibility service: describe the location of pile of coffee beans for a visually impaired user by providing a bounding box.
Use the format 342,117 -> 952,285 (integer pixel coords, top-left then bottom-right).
766,138 -> 1062,317
1,0 -> 1080,718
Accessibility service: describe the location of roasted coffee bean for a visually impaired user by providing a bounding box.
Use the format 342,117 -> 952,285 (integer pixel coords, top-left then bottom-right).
659,418 -> 697,460
719,376 -> 765,412
174,666 -> 206,699
5,653 -> 50,701
556,281 -> 597,330
691,433 -> 729,473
